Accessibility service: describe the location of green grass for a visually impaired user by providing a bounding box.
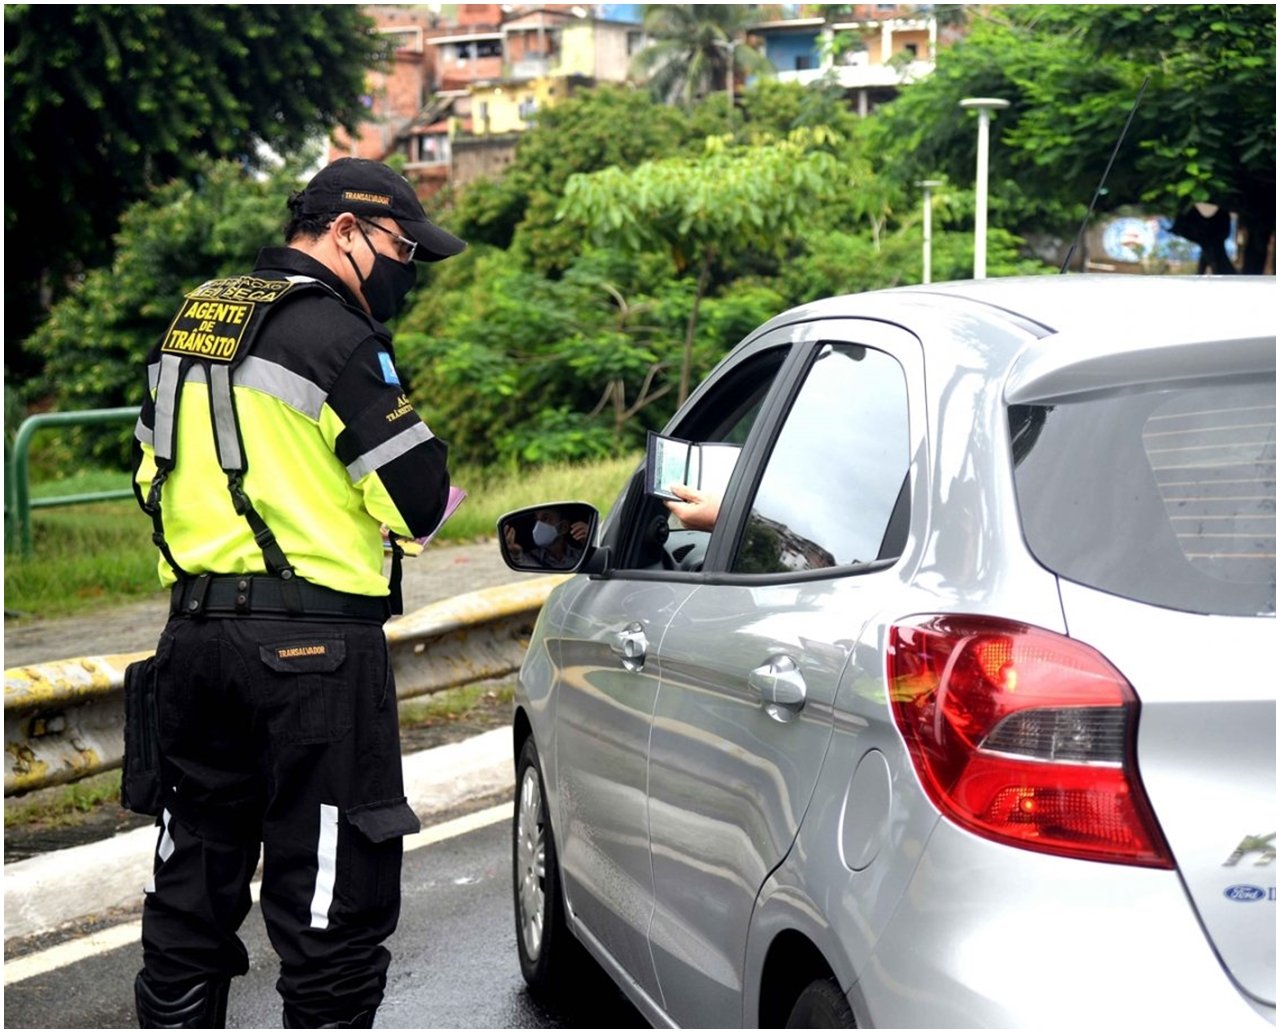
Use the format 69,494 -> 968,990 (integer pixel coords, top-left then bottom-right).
443,454 -> 637,541
4,455 -> 639,618
4,499 -> 162,618
398,677 -> 515,727
3,770 -> 124,830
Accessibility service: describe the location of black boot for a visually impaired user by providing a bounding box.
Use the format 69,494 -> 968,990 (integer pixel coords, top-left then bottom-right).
282,1005 -> 375,1028
135,972 -> 231,1028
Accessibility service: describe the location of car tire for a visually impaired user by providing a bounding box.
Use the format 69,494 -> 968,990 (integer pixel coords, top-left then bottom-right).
785,976 -> 856,1028
513,736 -> 578,1000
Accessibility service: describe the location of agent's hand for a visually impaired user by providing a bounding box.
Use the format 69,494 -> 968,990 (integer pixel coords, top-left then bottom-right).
568,520 -> 589,543
664,483 -> 720,532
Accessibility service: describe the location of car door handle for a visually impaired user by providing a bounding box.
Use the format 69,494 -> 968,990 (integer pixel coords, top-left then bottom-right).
749,654 -> 807,723
611,622 -> 648,672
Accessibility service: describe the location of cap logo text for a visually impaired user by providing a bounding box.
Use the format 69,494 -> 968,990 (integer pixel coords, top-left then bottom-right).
343,190 -> 392,206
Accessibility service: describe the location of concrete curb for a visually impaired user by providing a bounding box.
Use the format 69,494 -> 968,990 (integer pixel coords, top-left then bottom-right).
3,728 -> 512,944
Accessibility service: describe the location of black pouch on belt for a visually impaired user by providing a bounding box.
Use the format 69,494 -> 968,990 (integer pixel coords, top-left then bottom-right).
122,656 -> 163,816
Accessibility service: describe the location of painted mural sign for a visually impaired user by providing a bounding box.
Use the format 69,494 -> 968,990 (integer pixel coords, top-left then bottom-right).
1099,213 -> 1238,268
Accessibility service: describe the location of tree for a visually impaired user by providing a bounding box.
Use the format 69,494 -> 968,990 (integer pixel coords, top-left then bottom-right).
631,5 -> 772,108
449,86 -> 696,271
22,155 -> 308,461
869,4 -> 1276,272
4,5 -> 387,347
395,248 -> 680,467
560,129 -> 855,404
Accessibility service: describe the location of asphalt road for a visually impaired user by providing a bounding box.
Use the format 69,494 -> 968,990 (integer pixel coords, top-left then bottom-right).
3,539 -> 537,669
3,800 -> 647,1029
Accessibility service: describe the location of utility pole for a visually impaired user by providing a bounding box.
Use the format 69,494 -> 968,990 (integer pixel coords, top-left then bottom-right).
916,179 -> 942,284
959,97 -> 1009,279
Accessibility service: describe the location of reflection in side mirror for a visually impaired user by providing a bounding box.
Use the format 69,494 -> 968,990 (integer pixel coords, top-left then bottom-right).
497,501 -> 599,574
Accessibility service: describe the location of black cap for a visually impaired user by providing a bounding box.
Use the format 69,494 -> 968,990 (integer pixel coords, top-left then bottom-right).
298,158 -> 467,263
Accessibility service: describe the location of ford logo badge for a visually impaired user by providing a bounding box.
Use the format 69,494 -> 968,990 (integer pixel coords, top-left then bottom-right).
1224,884 -> 1267,902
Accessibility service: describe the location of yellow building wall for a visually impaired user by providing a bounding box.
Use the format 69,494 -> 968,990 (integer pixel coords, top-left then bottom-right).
472,77 -> 565,135
889,27 -> 931,61
559,23 -> 597,77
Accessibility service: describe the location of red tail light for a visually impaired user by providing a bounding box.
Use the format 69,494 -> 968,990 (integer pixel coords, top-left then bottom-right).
888,615 -> 1173,868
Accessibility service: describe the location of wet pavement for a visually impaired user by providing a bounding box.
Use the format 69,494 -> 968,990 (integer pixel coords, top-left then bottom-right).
3,801 -> 649,1029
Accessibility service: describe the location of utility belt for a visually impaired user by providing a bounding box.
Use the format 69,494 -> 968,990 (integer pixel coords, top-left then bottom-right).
171,574 -> 389,624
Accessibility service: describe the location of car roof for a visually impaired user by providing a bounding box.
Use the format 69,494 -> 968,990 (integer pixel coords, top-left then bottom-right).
753,275 -> 1277,402
893,273 -> 1277,340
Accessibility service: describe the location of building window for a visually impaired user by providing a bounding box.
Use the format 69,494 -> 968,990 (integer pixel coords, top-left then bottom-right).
627,30 -> 644,56
381,28 -> 422,53
903,42 -> 918,57
477,39 -> 503,58
795,55 -> 812,71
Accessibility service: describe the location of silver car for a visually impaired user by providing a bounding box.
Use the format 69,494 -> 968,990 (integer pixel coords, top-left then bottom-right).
498,275 -> 1276,1027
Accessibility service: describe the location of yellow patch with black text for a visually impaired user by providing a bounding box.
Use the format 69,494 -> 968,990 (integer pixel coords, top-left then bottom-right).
160,277 -> 296,362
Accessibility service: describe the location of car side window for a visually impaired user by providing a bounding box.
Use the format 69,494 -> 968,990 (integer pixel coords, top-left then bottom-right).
732,343 -> 910,575
612,348 -> 787,572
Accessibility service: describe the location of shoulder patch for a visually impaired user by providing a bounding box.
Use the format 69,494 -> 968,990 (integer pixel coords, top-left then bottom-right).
378,352 -> 401,385
160,277 -> 298,363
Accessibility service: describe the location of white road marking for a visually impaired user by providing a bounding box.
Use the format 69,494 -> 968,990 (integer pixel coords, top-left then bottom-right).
2,803 -> 510,986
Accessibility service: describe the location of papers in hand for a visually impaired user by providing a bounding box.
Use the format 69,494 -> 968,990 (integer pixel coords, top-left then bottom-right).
645,431 -> 741,501
384,485 -> 467,556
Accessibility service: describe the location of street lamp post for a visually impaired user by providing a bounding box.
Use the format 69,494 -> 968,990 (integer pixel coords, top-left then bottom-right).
959,97 -> 1009,279
916,179 -> 942,284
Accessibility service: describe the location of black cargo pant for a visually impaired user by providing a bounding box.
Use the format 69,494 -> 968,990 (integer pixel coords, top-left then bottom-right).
138,612 -> 420,1026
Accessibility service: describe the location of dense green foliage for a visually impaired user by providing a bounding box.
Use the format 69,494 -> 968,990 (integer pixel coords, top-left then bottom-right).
13,82 -> 1037,474
870,4 -> 1277,271
4,5 -> 386,347
17,3 -> 1269,483
20,156 -> 310,462
396,85 -> 1038,467
561,128 -> 855,402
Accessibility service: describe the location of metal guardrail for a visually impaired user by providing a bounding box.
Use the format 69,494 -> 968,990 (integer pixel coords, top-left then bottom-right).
3,575 -> 569,797
5,407 -> 142,555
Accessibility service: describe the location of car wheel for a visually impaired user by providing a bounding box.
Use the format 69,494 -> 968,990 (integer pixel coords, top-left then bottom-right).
513,736 -> 577,999
785,976 -> 856,1028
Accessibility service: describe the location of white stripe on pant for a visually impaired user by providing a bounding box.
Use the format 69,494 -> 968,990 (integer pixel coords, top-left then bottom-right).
309,804 -> 339,930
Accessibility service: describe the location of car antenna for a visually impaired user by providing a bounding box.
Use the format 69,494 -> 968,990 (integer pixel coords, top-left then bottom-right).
1060,76 -> 1150,274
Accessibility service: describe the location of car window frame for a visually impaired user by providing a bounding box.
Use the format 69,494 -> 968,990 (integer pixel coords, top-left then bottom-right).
595,318 -> 927,586
597,328 -> 808,580
703,318 -> 927,583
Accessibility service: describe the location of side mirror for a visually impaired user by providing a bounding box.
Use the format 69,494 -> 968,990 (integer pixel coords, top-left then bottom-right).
497,501 -> 599,574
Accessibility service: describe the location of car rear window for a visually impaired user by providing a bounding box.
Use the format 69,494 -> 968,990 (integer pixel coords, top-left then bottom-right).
1009,376 -> 1276,617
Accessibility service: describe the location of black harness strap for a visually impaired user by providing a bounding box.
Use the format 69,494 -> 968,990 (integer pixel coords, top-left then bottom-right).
147,277 -> 317,613
142,466 -> 190,581
145,273 -> 402,618
143,352 -> 192,579
387,538 -> 404,617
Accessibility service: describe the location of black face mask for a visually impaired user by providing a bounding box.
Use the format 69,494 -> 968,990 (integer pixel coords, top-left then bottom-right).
348,226 -> 417,322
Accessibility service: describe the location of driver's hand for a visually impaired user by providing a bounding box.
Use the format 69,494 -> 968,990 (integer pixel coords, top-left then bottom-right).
569,520 -> 589,543
664,483 -> 720,532
504,524 -> 523,557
